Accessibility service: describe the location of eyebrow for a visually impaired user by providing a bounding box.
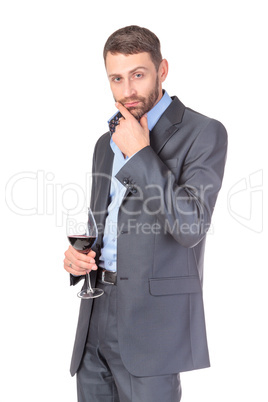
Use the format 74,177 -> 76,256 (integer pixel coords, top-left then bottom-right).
108,66 -> 149,79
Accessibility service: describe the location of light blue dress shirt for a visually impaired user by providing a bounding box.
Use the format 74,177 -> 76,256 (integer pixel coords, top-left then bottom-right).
99,91 -> 172,272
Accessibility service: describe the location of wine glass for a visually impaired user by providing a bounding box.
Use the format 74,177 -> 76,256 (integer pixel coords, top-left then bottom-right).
66,208 -> 104,299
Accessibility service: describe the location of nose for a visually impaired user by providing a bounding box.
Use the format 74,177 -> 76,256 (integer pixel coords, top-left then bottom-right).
123,79 -> 136,98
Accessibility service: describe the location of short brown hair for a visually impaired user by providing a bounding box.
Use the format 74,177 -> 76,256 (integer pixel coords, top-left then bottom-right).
103,25 -> 163,71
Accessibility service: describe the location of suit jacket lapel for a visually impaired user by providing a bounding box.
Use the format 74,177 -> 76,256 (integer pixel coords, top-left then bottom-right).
150,96 -> 185,154
93,134 -> 114,230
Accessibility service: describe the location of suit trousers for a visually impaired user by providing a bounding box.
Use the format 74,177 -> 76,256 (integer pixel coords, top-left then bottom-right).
76,280 -> 182,402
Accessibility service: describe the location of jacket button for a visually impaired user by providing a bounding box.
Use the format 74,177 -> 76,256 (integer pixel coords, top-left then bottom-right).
123,178 -> 129,185
129,186 -> 137,194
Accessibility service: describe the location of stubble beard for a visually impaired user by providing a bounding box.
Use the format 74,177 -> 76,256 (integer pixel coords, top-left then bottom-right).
117,77 -> 160,121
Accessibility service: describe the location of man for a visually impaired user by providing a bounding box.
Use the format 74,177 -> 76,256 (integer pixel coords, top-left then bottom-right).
64,25 -> 227,401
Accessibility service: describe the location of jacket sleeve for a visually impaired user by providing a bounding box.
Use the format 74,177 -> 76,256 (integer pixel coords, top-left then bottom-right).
115,119 -> 227,248
70,142 -> 98,287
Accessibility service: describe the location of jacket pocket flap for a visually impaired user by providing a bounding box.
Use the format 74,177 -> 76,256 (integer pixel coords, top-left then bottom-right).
149,276 -> 202,296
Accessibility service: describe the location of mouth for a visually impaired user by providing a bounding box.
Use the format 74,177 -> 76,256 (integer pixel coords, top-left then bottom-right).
124,101 -> 141,108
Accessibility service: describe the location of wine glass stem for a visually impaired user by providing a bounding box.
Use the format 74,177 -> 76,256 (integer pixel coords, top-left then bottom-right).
86,272 -> 94,294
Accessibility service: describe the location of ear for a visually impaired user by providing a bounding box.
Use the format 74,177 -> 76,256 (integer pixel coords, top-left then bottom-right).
158,59 -> 169,83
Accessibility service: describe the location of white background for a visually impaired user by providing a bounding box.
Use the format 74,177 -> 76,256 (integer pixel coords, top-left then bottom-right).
1,0 -> 267,400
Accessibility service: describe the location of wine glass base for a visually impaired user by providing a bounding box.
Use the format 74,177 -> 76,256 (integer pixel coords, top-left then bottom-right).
77,288 -> 104,299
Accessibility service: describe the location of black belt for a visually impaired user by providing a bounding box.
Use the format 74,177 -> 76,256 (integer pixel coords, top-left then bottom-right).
97,268 -> 117,285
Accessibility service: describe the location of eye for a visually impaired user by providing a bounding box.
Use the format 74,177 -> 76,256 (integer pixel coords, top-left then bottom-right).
112,77 -> 121,83
134,73 -> 143,79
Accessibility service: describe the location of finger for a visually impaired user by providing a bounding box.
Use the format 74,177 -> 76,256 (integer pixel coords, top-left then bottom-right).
65,248 -> 96,269
87,249 -> 96,258
69,256 -> 95,271
68,245 -> 93,263
64,259 -> 85,275
115,102 -> 134,119
64,257 -> 97,275
64,263 -> 89,276
64,256 -> 86,273
139,113 -> 148,131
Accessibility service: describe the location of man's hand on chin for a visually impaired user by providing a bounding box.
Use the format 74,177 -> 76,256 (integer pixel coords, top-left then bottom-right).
112,102 -> 150,158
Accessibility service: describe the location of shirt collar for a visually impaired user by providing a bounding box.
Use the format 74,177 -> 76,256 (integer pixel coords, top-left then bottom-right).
146,90 -> 172,131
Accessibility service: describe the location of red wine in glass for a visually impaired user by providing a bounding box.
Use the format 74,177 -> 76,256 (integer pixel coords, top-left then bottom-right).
67,235 -> 96,254
66,208 -> 104,299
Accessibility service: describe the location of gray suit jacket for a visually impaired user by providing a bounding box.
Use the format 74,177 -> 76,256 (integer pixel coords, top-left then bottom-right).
70,96 -> 227,377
